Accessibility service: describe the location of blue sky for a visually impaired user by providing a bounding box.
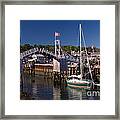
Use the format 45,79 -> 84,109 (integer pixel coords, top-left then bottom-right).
20,20 -> 100,48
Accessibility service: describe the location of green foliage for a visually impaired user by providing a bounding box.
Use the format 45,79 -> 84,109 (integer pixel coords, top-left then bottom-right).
20,44 -> 33,53
20,44 -> 100,53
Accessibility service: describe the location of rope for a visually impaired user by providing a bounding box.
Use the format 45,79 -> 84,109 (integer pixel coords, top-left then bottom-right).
81,27 -> 94,82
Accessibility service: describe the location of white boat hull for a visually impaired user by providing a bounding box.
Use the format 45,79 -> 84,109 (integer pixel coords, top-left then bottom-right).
67,79 -> 92,89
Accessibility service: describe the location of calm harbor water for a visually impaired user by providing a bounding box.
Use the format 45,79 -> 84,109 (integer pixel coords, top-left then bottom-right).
20,73 -> 100,100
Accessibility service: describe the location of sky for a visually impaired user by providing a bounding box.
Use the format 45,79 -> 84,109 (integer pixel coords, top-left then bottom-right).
20,20 -> 100,48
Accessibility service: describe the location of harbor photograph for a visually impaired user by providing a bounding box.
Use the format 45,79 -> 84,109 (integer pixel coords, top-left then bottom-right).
20,20 -> 100,100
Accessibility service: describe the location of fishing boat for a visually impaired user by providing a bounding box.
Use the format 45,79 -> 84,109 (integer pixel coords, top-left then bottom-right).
66,24 -> 94,89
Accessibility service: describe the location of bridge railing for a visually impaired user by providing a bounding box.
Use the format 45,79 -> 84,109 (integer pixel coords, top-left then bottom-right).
20,47 -> 77,63
20,47 -> 55,59
20,47 -> 39,59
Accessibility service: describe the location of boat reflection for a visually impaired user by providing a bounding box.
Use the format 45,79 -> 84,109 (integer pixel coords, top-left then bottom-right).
20,73 -> 100,100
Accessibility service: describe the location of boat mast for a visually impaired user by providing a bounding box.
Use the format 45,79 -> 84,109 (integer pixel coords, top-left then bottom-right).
79,24 -> 82,80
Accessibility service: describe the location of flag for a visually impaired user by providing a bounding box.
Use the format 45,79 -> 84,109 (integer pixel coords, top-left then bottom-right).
55,32 -> 60,37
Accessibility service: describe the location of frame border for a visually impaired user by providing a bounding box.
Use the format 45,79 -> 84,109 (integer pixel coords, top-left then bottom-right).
0,0 -> 119,119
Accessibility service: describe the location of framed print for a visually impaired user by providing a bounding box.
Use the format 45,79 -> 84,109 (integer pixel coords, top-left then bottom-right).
0,0 -> 119,119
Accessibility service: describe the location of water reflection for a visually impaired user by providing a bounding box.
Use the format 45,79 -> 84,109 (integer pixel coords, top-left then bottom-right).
20,73 -> 100,100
